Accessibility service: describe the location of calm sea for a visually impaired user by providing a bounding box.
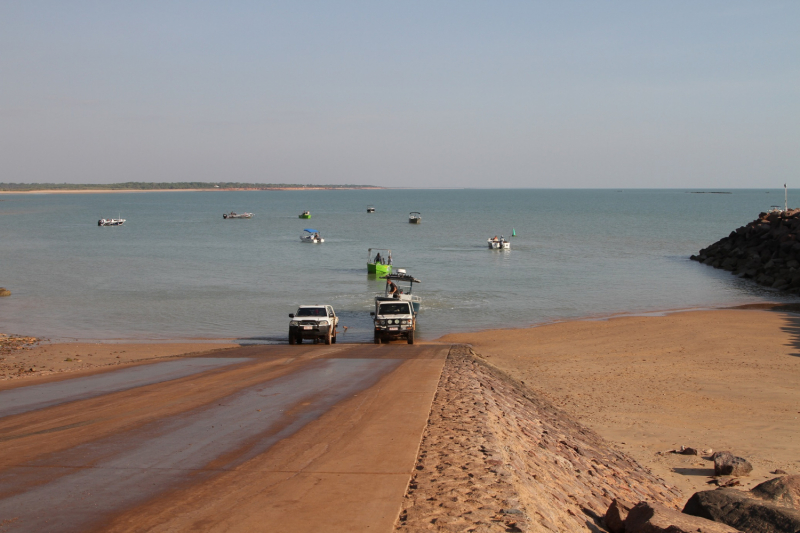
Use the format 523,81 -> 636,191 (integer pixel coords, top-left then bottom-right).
0,189 -> 795,343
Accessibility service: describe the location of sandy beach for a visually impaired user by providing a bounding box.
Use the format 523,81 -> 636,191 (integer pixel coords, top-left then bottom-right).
2,305 -> 799,530
439,306 -> 800,501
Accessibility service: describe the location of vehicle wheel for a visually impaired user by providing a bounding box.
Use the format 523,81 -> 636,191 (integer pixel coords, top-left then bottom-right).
324,329 -> 332,345
407,330 -> 414,344
331,330 -> 337,344
313,337 -> 319,344
297,336 -> 303,344
374,333 -> 381,344
288,332 -> 295,345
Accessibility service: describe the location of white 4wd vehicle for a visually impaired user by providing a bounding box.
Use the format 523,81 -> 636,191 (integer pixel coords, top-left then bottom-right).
371,300 -> 415,344
288,305 -> 339,345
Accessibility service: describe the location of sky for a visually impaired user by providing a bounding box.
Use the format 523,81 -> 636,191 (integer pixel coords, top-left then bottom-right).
1,1 -> 798,188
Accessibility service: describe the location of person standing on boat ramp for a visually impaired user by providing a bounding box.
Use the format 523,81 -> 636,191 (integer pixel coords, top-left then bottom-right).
387,251 -> 392,265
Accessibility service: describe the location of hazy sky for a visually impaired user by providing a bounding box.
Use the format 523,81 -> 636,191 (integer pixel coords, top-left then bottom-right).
1,2 -> 798,187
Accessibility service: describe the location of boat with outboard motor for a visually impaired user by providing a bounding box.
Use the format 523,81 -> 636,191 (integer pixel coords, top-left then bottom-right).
223,212 -> 253,219
371,270 -> 421,344
300,229 -> 324,243
98,217 -> 125,226
367,248 -> 392,275
376,269 -> 421,314
299,211 -> 311,219
488,235 -> 510,249
367,205 -> 375,213
408,212 -> 421,224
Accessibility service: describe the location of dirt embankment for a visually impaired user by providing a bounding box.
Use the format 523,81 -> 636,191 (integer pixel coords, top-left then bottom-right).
397,346 -> 681,532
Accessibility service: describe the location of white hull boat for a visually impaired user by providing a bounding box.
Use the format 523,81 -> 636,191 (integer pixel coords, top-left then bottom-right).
488,238 -> 510,249
223,212 -> 253,219
98,218 -> 125,226
301,229 -> 324,243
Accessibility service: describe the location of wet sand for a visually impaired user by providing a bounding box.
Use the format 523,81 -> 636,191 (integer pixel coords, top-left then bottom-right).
0,341 -> 239,383
440,307 -> 800,500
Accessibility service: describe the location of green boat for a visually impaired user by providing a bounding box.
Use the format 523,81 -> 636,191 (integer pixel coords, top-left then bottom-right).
299,211 -> 311,219
367,248 -> 392,275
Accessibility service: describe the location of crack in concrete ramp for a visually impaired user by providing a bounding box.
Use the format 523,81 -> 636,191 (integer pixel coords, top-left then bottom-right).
0,357 -> 252,419
0,357 -> 403,532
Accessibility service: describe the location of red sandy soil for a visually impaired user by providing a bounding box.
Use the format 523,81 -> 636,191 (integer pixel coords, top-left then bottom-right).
439,308 -> 800,500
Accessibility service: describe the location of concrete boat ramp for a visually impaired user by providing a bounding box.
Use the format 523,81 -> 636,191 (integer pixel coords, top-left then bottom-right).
0,344 -> 448,532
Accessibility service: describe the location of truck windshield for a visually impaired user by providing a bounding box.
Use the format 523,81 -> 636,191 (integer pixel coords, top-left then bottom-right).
378,303 -> 411,315
296,308 -> 326,317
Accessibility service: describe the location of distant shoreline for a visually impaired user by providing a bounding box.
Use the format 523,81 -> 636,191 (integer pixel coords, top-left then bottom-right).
0,187 -> 383,195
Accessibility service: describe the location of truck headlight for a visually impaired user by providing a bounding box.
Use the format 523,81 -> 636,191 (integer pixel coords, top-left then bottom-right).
401,320 -> 408,325
319,320 -> 329,326
290,321 -> 299,326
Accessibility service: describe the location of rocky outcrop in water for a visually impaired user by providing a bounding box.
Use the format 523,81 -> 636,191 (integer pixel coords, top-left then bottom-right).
691,209 -> 800,292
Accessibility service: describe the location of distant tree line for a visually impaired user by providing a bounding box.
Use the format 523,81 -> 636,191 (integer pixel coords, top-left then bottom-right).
0,182 -> 379,191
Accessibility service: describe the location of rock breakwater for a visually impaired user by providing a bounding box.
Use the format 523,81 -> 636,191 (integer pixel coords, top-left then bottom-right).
396,346 -> 681,532
691,209 -> 800,292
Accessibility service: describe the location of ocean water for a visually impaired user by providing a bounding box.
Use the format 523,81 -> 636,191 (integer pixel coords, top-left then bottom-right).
0,189 -> 795,343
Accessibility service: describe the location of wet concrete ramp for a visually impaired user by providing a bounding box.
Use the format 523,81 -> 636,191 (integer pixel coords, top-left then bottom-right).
0,344 -> 447,532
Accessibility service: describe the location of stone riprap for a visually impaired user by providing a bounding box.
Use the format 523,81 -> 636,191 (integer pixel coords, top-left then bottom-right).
395,346 -> 682,532
691,209 -> 800,291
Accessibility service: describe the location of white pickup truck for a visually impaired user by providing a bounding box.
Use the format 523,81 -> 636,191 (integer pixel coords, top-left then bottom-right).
371,300 -> 415,344
288,305 -> 339,345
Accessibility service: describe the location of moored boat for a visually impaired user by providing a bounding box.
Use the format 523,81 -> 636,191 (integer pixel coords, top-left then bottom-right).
98,217 -> 125,226
223,212 -> 253,219
367,205 -> 375,213
367,248 -> 392,275
300,229 -> 324,243
408,212 -> 421,224
488,236 -> 510,249
299,211 -> 311,219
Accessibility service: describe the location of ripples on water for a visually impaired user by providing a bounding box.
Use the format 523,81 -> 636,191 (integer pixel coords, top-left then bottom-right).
0,189 -> 796,342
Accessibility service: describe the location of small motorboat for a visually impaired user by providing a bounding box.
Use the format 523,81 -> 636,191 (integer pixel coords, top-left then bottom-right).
300,229 -> 324,243
367,205 -> 375,213
223,212 -> 253,219
408,212 -> 421,224
299,211 -> 311,219
376,269 -> 422,315
98,217 -> 125,226
488,236 -> 510,249
367,248 -> 392,275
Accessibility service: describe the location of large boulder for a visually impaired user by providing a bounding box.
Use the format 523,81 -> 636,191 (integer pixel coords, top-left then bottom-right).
750,475 -> 800,509
624,501 -> 740,533
714,451 -> 753,477
683,488 -> 800,533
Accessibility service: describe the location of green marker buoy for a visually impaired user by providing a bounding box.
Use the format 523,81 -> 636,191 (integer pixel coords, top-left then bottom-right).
512,228 -> 516,237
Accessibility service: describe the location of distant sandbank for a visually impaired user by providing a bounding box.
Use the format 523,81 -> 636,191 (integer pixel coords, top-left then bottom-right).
0,187 -> 382,195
